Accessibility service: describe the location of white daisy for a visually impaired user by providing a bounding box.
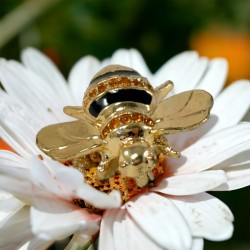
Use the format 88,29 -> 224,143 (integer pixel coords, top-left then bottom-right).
0,48 -> 250,250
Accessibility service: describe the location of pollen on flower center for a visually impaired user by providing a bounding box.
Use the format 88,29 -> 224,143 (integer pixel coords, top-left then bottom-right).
73,154 -> 170,203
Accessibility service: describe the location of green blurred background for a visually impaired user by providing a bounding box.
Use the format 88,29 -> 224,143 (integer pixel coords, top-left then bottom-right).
0,0 -> 249,249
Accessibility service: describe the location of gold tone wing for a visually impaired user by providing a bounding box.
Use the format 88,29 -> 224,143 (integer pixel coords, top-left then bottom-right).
153,90 -> 213,133
36,120 -> 104,161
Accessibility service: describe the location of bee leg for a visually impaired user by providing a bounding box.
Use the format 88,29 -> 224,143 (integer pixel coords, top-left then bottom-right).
96,156 -> 119,180
164,146 -> 181,158
154,135 -> 181,158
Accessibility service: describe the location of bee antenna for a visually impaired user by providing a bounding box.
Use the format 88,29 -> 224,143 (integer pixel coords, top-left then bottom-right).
154,80 -> 174,102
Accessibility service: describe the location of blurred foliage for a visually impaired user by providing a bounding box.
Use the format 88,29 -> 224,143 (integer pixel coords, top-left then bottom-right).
0,1 -> 250,249
0,0 -> 249,76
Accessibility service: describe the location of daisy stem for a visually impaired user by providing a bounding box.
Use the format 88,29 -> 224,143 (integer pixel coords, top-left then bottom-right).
64,234 -> 94,250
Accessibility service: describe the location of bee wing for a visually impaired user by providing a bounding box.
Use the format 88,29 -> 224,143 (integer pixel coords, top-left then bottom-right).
36,120 -> 104,161
153,90 -> 213,133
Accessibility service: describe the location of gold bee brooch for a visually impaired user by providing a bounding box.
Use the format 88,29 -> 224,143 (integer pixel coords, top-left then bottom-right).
36,65 -> 213,201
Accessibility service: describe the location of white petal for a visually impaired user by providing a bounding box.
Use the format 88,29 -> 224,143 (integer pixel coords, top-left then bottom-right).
0,150 -> 27,168
207,80 -> 250,135
30,157 -> 122,209
0,91 -> 43,158
0,84 -> 42,132
0,206 -> 32,250
30,156 -> 80,197
154,51 -> 200,91
30,207 -> 100,241
19,241 -> 29,250
197,58 -> 228,98
126,192 -> 192,250
167,115 -> 217,151
100,207 -> 162,250
171,123 -> 250,175
152,170 -> 227,195
68,56 -> 101,104
30,157 -> 68,198
99,209 -> 118,250
0,161 -> 29,181
1,119 -> 39,156
109,49 -> 152,79
190,238 -> 204,250
27,237 -> 53,250
0,191 -> 23,212
50,161 -> 122,209
212,163 -> 250,191
122,211 -> 163,250
0,126 -> 30,159
76,186 -> 122,209
0,151 -> 30,183
170,193 -> 234,241
210,149 -> 250,190
0,191 -> 24,227
51,161 -> 91,196
0,61 -> 58,124
21,48 -> 74,104
174,56 -> 208,91
31,187 -> 77,213
112,208 -> 127,250
0,176 -> 32,204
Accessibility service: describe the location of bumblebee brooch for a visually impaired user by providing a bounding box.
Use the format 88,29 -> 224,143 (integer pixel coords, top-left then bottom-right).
37,65 -> 213,201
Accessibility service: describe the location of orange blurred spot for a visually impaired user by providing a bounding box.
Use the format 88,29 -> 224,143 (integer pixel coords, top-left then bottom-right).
43,48 -> 61,67
0,139 -> 15,152
190,26 -> 250,85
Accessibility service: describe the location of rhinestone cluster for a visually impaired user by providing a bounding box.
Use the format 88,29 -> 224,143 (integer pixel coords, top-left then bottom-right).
101,112 -> 155,138
83,76 -> 154,108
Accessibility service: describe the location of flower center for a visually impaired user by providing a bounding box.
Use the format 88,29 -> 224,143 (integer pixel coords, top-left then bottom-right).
73,153 -> 169,202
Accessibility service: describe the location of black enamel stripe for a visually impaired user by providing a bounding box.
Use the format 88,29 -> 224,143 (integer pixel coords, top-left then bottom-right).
89,89 -> 152,117
90,70 -> 140,85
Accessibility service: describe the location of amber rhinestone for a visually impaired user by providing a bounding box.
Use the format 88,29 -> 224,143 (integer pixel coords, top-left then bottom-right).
132,113 -> 143,122
144,117 -> 155,126
98,83 -> 107,93
122,77 -> 132,87
120,114 -> 132,124
111,78 -> 121,87
132,78 -> 143,87
102,126 -> 110,138
88,91 -> 94,98
109,118 -> 120,130
88,88 -> 97,99
92,88 -> 97,95
83,99 -> 88,107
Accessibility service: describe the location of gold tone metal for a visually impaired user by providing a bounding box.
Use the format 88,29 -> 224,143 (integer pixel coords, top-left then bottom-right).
36,64 -> 213,192
153,90 -> 214,133
154,80 -> 174,102
100,112 -> 155,139
36,120 -> 104,161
